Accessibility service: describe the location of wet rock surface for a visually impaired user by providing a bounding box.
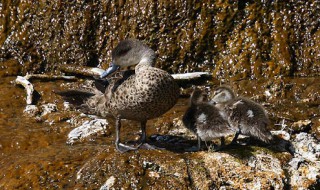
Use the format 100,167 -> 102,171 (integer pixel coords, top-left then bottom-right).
1,0 -> 320,189
1,76 -> 319,189
1,1 -> 320,78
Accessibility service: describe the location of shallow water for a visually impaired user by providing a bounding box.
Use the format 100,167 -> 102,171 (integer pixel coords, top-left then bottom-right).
0,75 -> 319,189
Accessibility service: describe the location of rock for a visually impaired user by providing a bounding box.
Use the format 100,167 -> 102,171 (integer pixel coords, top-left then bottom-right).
271,130 -> 290,141
100,176 -> 116,190
291,119 -> 312,132
188,152 -> 286,189
2,1 -> 319,78
311,117 -> 320,140
288,132 -> 320,189
40,103 -> 57,117
23,105 -> 39,117
75,150 -> 190,189
67,119 -> 109,145
293,133 -> 319,162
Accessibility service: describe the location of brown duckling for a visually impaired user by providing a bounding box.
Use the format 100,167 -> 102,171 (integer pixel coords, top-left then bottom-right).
210,86 -> 273,144
182,88 -> 236,151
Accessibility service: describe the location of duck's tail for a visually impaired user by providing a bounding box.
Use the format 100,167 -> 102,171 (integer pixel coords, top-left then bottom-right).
56,89 -> 110,117
251,123 -> 274,144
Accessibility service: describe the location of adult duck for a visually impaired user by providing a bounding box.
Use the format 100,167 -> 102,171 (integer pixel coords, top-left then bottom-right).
59,39 -> 180,153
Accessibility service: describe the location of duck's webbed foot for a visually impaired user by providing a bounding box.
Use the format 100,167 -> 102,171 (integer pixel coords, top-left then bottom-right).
139,143 -> 164,150
116,143 -> 141,153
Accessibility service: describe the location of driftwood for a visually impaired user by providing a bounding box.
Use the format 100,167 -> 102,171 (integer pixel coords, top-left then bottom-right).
59,65 -> 105,77
24,74 -> 76,81
58,65 -> 212,80
15,74 -> 76,105
15,76 -> 34,105
15,65 -> 212,105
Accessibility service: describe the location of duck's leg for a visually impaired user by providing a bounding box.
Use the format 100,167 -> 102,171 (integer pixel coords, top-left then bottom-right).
115,117 -> 139,153
138,121 -> 165,150
184,134 -> 202,152
138,120 -> 147,145
197,134 -> 201,151
220,137 -> 225,147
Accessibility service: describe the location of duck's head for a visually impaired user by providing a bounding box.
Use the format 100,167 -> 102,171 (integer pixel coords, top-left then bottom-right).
190,88 -> 207,105
100,39 -> 156,78
210,86 -> 235,104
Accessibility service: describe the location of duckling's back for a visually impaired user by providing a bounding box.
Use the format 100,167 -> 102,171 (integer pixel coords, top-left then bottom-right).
226,97 -> 273,143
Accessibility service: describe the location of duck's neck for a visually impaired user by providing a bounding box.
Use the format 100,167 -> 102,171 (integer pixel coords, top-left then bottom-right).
135,50 -> 156,72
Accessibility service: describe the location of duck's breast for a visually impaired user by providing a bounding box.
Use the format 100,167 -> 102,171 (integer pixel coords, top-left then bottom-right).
106,67 -> 179,121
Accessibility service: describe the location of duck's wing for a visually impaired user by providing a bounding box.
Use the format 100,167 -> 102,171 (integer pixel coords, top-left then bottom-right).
94,79 -> 110,93
111,70 -> 135,92
55,90 -> 95,107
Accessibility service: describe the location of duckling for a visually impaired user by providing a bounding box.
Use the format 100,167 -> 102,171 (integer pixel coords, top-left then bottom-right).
58,39 -> 180,153
182,88 -> 236,151
210,86 -> 273,144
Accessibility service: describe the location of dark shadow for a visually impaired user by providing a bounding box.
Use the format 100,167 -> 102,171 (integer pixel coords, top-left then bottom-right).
268,136 -> 295,156
94,78 -> 109,93
146,134 -> 255,156
219,143 -> 256,160
147,134 -> 201,153
175,75 -> 213,89
146,134 -> 295,157
32,90 -> 41,105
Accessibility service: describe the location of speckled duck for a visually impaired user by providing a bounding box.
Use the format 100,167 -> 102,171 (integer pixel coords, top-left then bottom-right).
182,88 -> 236,150
58,39 -> 180,153
210,86 -> 273,144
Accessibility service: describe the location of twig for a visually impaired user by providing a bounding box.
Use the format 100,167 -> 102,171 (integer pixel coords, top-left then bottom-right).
59,65 -> 105,77
59,65 -> 213,81
24,74 -> 76,81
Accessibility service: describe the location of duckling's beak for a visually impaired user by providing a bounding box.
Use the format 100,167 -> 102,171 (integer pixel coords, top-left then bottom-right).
100,62 -> 120,78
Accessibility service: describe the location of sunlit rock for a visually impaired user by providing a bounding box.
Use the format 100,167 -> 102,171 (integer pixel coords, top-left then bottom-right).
288,132 -> 320,189
40,103 -> 57,117
189,152 -> 286,189
291,119 -> 312,132
67,119 -> 109,145
100,176 -> 116,190
23,105 -> 39,117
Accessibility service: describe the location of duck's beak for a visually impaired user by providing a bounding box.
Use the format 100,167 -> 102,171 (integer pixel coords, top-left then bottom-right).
100,62 -> 120,78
